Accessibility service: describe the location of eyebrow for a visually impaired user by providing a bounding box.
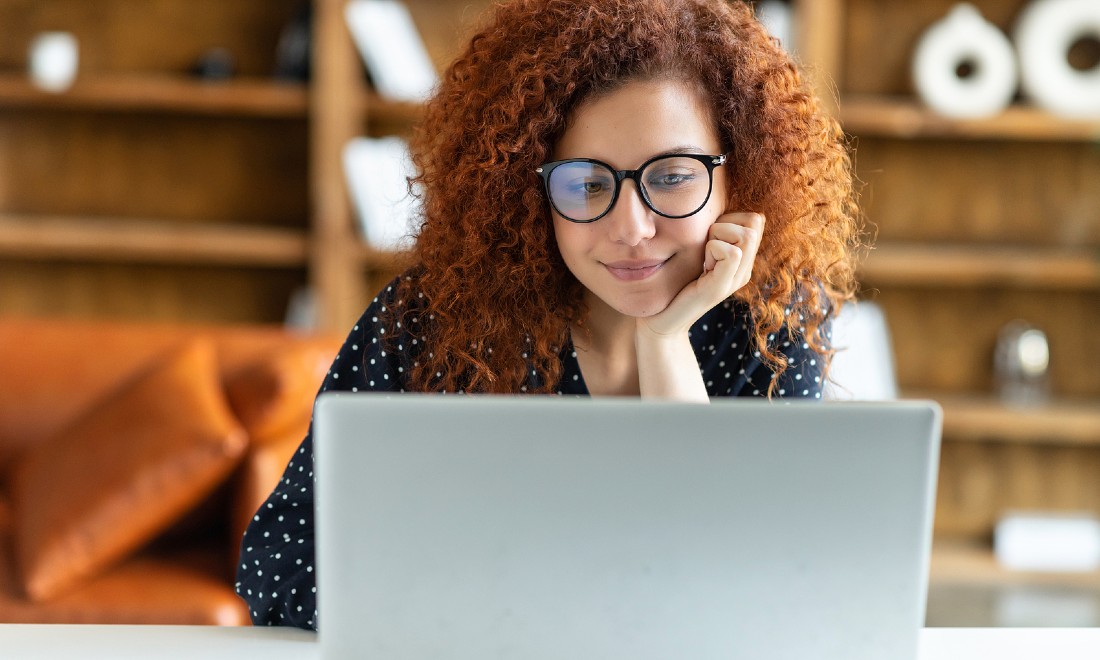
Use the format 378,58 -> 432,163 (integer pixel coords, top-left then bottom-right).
652,145 -> 707,157
549,145 -> 714,169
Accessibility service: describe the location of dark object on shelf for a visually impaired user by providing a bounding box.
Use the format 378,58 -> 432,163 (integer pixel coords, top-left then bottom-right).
274,3 -> 312,82
994,320 -> 1051,407
191,48 -> 236,80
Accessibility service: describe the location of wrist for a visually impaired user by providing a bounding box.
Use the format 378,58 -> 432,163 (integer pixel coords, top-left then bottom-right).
635,317 -> 692,345
635,325 -> 708,402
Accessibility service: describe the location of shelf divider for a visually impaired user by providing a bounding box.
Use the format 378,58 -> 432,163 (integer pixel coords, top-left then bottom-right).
840,94 -> 1100,142
0,214 -> 309,267
906,390 -> 1100,447
861,242 -> 1100,290
360,90 -> 423,126
0,73 -> 308,118
930,538 -> 1100,590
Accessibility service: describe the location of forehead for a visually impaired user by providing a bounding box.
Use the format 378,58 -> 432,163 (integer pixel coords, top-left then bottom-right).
553,78 -> 721,165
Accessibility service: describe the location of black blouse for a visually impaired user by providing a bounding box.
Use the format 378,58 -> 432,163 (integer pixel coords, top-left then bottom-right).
235,276 -> 829,630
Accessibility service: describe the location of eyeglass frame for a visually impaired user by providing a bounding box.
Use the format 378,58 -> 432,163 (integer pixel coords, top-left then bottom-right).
535,152 -> 728,224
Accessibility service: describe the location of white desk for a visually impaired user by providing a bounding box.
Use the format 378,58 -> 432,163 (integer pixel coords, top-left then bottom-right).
2,625 -> 1099,659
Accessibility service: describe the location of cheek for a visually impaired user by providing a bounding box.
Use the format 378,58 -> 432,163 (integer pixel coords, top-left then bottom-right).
673,213 -> 720,250
683,190 -> 727,244
552,217 -> 587,264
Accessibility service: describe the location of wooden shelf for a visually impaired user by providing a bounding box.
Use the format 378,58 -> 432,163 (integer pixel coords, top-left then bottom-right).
908,391 -> 1100,447
359,90 -> 423,126
0,214 -> 309,267
356,241 -> 413,271
0,73 -> 308,118
840,95 -> 1100,142
860,243 -> 1100,290
931,538 -> 1100,590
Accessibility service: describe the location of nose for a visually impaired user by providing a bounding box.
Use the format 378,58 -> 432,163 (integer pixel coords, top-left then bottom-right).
604,180 -> 656,246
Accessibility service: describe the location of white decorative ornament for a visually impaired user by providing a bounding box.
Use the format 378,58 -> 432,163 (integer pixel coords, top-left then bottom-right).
1014,0 -> 1100,118
28,32 -> 79,93
912,4 -> 1018,119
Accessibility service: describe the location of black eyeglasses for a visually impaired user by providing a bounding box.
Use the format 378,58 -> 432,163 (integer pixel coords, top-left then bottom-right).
535,153 -> 727,223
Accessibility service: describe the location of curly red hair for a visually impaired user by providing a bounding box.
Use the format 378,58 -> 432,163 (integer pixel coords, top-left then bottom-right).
394,0 -> 862,394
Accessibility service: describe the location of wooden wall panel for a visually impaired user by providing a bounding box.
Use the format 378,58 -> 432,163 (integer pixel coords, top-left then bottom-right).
868,288 -> 1100,397
0,259 -> 303,324
0,110 -> 308,226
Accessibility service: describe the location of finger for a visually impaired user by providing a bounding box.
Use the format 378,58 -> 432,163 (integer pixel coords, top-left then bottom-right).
709,212 -> 764,246
712,211 -> 765,231
711,212 -> 764,285
704,239 -> 742,281
707,223 -> 752,252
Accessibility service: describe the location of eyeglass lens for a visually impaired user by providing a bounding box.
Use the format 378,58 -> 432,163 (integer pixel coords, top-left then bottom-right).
547,156 -> 713,222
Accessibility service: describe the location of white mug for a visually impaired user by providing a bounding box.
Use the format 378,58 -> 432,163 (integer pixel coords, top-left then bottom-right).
29,31 -> 79,93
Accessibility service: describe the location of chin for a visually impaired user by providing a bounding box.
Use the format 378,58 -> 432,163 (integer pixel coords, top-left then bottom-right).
607,292 -> 675,318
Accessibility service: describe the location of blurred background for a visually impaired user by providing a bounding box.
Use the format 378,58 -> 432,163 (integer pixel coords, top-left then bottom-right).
0,0 -> 1098,627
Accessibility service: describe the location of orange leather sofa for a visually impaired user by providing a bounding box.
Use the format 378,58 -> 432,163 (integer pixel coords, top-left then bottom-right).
0,317 -> 341,624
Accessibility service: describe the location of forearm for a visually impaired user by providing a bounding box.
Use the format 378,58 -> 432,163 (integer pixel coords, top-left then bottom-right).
635,326 -> 709,402
236,432 -> 319,630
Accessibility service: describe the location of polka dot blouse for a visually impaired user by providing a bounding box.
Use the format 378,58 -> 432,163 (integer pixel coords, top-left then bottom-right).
235,275 -> 830,630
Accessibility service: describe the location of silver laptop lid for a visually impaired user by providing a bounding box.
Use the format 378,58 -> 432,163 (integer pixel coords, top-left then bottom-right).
315,395 -> 940,660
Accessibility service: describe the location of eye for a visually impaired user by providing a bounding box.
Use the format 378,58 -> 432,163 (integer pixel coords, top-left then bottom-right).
655,173 -> 692,186
566,177 -> 612,196
646,169 -> 698,189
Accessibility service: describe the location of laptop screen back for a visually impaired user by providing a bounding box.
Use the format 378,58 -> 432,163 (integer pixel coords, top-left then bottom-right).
315,395 -> 940,660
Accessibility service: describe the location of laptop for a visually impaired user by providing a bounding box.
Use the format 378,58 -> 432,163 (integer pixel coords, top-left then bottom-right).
314,394 -> 941,660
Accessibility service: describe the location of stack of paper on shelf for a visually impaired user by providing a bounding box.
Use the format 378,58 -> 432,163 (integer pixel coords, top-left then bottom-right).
345,0 -> 438,102
343,136 -> 421,252
995,512 -> 1100,572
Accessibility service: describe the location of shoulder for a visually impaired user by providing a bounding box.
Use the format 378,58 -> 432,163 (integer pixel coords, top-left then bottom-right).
323,271 -> 425,394
692,298 -> 753,348
692,298 -> 829,399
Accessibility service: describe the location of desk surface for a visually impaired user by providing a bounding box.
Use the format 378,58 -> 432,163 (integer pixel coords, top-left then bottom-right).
3,625 -> 315,659
2,625 -> 1099,659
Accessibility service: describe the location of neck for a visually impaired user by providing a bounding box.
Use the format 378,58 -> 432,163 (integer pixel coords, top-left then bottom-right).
574,292 -> 635,354
571,292 -> 640,395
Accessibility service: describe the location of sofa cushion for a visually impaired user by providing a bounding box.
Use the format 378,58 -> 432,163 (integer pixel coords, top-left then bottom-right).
0,536 -> 249,625
0,317 -> 338,473
230,430 -> 307,561
0,493 -> 10,537
224,341 -> 335,446
9,340 -> 248,601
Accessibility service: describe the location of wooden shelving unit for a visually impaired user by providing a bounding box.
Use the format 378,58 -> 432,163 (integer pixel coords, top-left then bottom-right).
801,0 -> 1100,623
0,0 -> 491,329
311,0 -> 494,329
0,0 -> 313,325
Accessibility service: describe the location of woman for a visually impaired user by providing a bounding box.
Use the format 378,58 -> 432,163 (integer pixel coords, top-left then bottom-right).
237,0 -> 861,629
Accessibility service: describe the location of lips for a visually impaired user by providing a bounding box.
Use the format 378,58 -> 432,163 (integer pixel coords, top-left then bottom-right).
602,258 -> 669,281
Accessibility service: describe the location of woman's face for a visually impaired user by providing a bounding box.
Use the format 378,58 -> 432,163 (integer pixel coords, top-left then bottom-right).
550,78 -> 727,319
